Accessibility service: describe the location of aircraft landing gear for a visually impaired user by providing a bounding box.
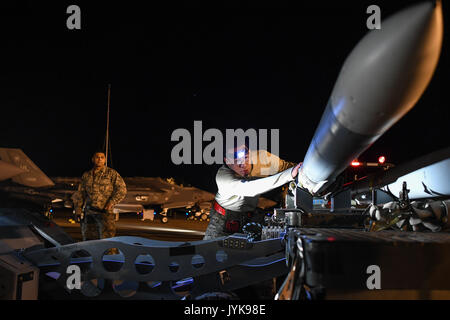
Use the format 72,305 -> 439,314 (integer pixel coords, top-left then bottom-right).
159,208 -> 169,223
160,216 -> 169,223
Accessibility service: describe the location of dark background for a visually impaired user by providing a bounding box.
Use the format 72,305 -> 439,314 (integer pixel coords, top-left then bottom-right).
0,0 -> 448,193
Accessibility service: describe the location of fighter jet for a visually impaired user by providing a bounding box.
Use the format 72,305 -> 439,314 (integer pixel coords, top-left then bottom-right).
0,148 -> 67,218
0,148 -> 217,223
53,175 -> 216,223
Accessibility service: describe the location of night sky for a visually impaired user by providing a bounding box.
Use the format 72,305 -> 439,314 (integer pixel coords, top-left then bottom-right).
0,0 -> 448,193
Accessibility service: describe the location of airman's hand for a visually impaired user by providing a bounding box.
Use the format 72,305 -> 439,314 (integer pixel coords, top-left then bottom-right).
291,162 -> 302,179
105,203 -> 114,212
74,207 -> 83,222
74,207 -> 83,216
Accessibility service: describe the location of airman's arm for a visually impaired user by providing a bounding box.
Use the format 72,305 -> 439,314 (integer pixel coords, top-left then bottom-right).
278,159 -> 297,173
249,150 -> 297,177
217,166 -> 295,198
72,173 -> 87,214
106,172 -> 127,209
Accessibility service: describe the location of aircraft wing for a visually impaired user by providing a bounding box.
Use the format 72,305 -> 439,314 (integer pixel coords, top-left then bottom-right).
124,177 -> 172,193
0,148 -> 54,187
0,159 -> 26,181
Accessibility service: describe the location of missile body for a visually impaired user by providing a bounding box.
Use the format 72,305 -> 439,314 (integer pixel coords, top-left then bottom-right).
383,158 -> 450,199
298,1 -> 443,194
351,147 -> 450,199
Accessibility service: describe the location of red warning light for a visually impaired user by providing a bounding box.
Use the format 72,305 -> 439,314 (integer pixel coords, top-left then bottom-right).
351,160 -> 361,167
378,156 -> 386,164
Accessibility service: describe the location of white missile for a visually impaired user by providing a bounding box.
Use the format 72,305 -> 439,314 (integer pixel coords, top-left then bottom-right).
298,1 -> 443,195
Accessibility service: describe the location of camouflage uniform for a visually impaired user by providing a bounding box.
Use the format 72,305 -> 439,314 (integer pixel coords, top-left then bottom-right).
203,151 -> 296,240
74,166 -> 127,241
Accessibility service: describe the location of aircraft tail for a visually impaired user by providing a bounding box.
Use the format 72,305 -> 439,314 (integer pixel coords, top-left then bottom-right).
0,148 -> 54,187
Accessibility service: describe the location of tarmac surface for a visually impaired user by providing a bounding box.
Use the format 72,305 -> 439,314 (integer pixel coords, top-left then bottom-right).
52,209 -> 208,242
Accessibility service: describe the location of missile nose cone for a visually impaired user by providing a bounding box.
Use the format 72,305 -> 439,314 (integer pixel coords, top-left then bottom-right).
332,1 -> 443,135
299,1 -> 443,194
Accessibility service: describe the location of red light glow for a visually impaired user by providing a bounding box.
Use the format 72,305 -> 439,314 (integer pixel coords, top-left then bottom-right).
351,161 -> 361,167
378,156 -> 386,164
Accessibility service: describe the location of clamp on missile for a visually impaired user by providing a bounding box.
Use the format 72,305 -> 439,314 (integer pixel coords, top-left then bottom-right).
298,1 -> 443,196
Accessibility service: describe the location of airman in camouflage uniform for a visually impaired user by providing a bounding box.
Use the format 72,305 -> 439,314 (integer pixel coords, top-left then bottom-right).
73,152 -> 127,241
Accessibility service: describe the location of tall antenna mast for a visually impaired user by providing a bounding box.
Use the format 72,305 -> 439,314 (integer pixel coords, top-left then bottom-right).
105,84 -> 111,167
